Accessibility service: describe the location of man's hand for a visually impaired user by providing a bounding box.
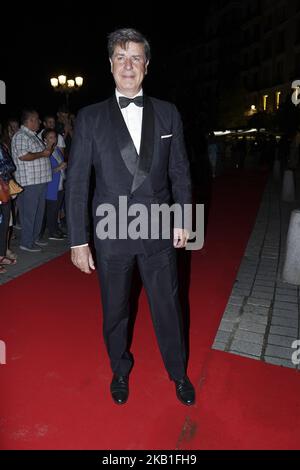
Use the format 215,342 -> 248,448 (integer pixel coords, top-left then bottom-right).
41,146 -> 54,158
173,228 -> 189,249
71,245 -> 95,274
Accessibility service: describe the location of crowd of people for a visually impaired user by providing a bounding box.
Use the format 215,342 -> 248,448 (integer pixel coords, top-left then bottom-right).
2,102 -> 300,278
205,130 -> 300,178
0,106 -> 74,274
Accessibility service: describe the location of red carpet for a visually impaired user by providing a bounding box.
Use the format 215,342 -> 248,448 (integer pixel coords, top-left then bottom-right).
1,169 -> 300,450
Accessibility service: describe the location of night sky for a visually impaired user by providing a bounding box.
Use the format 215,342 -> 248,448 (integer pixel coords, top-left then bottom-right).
0,7 -> 208,121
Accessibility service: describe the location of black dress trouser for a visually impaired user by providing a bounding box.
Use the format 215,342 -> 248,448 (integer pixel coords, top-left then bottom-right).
97,246 -> 186,381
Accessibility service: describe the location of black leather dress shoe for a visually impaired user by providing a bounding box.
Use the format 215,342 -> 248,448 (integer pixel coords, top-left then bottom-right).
110,375 -> 129,405
174,376 -> 195,406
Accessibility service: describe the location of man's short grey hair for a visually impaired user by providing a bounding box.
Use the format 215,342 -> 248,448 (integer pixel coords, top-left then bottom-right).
21,109 -> 38,125
107,28 -> 151,62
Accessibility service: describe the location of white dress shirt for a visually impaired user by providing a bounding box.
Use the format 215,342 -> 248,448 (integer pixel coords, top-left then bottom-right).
71,89 -> 144,249
115,89 -> 143,154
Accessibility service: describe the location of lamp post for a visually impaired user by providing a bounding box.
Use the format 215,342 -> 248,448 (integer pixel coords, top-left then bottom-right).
50,75 -> 83,108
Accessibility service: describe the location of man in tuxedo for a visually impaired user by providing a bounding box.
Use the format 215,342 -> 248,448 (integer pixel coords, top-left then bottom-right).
66,28 -> 195,406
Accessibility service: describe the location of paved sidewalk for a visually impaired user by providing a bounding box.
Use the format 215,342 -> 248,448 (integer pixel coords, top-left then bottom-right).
0,228 -> 69,285
213,170 -> 300,370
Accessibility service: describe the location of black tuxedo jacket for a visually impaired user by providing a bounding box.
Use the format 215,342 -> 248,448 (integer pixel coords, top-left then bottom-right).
66,95 -> 192,256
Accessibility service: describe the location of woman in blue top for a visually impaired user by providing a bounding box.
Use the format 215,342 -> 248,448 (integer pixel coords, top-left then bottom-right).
41,129 -> 67,240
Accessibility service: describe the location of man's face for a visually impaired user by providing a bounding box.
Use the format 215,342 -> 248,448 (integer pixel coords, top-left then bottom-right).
44,117 -> 55,129
110,41 -> 148,97
57,112 -> 69,124
27,113 -> 40,132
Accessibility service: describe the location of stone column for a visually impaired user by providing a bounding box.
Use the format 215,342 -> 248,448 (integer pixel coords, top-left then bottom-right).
282,209 -> 300,285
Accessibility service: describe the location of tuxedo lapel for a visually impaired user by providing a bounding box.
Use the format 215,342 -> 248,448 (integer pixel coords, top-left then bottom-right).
109,96 -> 138,176
131,95 -> 154,193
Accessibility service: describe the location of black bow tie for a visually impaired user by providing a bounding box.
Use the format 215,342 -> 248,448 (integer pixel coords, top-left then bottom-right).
119,95 -> 144,109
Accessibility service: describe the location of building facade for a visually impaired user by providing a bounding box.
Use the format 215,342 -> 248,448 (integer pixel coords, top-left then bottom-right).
198,0 -> 300,127
242,0 -> 300,115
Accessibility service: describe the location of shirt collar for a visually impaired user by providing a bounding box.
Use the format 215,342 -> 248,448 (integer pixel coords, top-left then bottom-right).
21,125 -> 38,136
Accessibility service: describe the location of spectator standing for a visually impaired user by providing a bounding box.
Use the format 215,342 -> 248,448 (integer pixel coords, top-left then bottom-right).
39,115 -> 66,156
11,110 -> 53,252
207,134 -> 219,177
0,143 -> 17,272
56,106 -> 73,160
0,118 -> 20,259
41,128 -> 67,240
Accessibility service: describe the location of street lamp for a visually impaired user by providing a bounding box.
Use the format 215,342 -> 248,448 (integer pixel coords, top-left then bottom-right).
50,75 -> 83,108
